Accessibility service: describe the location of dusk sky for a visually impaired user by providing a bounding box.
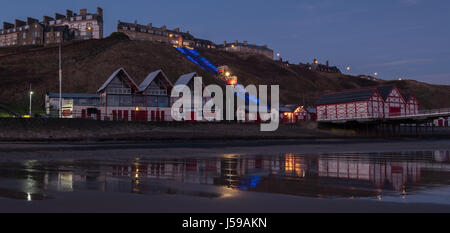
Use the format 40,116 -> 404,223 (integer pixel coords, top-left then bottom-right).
2,0 -> 450,85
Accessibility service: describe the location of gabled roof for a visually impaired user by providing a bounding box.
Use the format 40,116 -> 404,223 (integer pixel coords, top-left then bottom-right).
138,69 -> 173,92
279,104 -> 301,113
403,93 -> 417,102
403,94 -> 411,101
376,85 -> 396,100
315,89 -> 377,106
306,107 -> 317,114
174,72 -> 198,86
97,67 -> 138,93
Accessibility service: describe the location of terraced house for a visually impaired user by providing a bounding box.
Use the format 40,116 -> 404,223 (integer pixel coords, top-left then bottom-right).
217,40 -> 274,59
117,20 -> 215,49
0,7 -> 103,47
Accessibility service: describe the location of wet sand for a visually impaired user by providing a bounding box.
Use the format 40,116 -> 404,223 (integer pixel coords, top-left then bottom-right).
1,188 -> 449,213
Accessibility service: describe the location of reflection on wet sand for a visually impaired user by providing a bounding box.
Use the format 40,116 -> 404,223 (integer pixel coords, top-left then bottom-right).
0,150 -> 448,203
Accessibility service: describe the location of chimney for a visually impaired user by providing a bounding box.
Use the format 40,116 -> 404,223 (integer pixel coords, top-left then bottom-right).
97,7 -> 103,17
55,13 -> 65,20
66,10 -> 73,18
3,22 -> 14,30
223,40 -> 227,46
43,16 -> 54,24
263,44 -> 268,48
147,23 -> 152,28
26,17 -> 39,25
14,19 -> 26,28
161,25 -> 166,31
243,40 -> 248,46
134,20 -> 137,26
80,8 -> 87,15
174,27 -> 179,33
326,60 -> 329,67
235,40 -> 238,45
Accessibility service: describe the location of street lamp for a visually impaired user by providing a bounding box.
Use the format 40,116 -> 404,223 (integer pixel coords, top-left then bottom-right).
346,66 -> 351,71
374,72 -> 379,76
29,90 -> 34,117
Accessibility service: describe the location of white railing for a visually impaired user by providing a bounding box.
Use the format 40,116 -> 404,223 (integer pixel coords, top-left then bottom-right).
318,108 -> 450,122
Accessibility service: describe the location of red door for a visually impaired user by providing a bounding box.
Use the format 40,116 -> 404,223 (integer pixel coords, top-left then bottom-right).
151,111 -> 155,121
118,110 -> 123,120
81,109 -> 86,119
112,110 -> 117,120
438,119 -> 444,127
156,110 -> 160,122
97,109 -> 101,120
191,112 -> 196,122
124,110 -> 128,121
161,111 -> 165,121
389,107 -> 401,117
131,110 -> 136,121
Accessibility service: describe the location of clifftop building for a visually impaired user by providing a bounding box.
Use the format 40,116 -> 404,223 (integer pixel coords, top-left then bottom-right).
117,21 -> 274,59
217,40 -> 274,59
0,7 -> 103,47
117,20 -> 215,49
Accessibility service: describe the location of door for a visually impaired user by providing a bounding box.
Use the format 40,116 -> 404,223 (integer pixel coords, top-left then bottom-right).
161,111 -> 165,121
112,110 -> 117,121
124,110 -> 128,121
97,109 -> 101,120
81,109 -> 86,119
389,107 -> 401,117
156,110 -> 160,122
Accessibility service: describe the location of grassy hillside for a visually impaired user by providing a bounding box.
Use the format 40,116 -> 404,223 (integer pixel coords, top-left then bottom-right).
1,33 -> 449,114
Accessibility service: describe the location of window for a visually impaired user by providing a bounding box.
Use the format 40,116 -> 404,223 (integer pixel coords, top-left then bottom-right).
56,32 -> 60,37
23,33 -> 26,39
87,15 -> 93,20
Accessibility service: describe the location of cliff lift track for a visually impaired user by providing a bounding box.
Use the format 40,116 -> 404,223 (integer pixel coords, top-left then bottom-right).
175,46 -> 261,106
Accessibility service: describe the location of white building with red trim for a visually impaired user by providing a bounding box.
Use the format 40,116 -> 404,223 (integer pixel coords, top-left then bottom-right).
97,67 -> 138,121
136,70 -> 173,122
403,93 -> 420,116
377,85 -> 406,117
315,88 -> 385,121
172,72 -> 215,121
96,67 -> 173,121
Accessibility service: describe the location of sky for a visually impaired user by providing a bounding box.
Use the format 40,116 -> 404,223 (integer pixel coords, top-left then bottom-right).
1,0 -> 450,85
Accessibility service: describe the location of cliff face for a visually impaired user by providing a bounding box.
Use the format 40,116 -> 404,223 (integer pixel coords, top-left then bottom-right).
1,33 -> 449,114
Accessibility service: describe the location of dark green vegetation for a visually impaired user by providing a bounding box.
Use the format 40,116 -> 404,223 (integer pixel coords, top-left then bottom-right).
1,32 -> 449,114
